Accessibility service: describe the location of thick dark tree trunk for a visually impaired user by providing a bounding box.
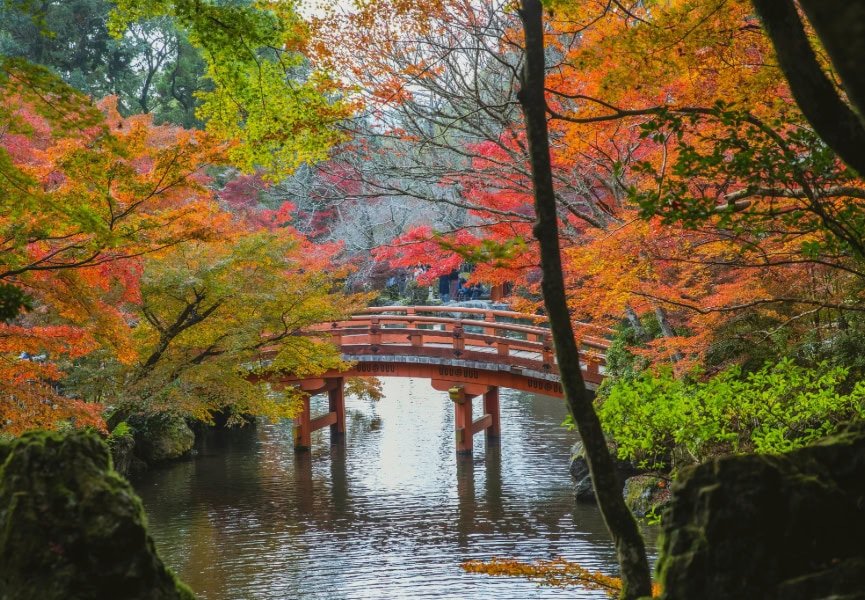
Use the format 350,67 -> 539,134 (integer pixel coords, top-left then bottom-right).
751,0 -> 865,176
515,1 -> 652,598
797,1 -> 865,129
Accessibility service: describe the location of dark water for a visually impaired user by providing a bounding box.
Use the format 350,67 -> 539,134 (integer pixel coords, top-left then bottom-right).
133,378 -> 658,599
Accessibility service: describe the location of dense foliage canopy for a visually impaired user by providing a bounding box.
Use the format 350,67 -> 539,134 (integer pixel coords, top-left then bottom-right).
0,0 -> 360,434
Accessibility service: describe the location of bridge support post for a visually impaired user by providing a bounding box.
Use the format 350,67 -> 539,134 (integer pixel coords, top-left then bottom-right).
440,381 -> 502,456
328,376 -> 345,441
294,377 -> 344,452
294,394 -> 312,451
483,386 -> 501,442
450,386 -> 475,455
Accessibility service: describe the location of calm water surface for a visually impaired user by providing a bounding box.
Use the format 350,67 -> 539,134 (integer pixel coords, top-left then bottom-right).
133,378 -> 657,599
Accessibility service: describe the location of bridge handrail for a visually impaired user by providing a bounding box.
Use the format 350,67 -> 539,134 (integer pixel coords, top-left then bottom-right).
314,315 -> 609,351
346,314 -> 548,336
333,314 -> 609,351
324,329 -> 607,361
361,305 -> 545,322
360,305 -> 614,337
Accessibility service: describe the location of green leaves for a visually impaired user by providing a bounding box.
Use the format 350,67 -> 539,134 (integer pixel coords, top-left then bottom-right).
126,229 -> 359,422
598,359 -> 865,469
0,283 -> 31,322
109,0 -> 349,177
632,103 -> 865,262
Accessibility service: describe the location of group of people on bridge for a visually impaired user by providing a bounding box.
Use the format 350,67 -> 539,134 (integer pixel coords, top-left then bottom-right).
438,270 -> 486,303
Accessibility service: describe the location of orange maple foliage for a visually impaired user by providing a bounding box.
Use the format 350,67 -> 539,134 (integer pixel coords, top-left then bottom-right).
462,557 -> 662,597
0,88 -> 230,433
314,0 -> 865,371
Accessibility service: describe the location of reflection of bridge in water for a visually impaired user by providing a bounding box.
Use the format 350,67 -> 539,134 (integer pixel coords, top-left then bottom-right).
266,306 -> 611,456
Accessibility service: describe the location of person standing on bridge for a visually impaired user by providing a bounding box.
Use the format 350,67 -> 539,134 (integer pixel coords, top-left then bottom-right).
438,273 -> 451,303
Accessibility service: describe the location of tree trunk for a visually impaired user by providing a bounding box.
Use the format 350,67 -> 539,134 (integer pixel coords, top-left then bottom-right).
624,304 -> 646,341
751,0 -> 865,176
653,305 -> 683,363
797,1 -> 865,130
515,1 -> 652,598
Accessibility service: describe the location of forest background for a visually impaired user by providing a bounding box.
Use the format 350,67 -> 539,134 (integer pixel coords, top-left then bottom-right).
1,0 -> 864,488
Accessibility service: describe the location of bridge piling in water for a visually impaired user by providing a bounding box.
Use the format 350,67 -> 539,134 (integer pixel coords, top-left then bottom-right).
447,383 -> 501,455
328,376 -> 346,441
294,376 -> 345,451
483,387 -> 501,441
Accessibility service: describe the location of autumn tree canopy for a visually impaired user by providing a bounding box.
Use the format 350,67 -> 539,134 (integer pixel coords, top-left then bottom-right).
0,0 -> 361,434
311,0 -> 865,375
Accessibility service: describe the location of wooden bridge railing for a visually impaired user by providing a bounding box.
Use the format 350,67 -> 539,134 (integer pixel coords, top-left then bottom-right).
311,305 -> 612,377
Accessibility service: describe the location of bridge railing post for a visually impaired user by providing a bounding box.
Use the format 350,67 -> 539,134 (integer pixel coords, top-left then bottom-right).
484,311 -> 496,336
370,316 -> 381,347
452,321 -> 465,356
542,333 -> 554,369
410,331 -> 424,347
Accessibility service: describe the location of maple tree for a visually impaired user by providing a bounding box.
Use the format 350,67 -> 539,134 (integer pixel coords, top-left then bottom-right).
115,228 -> 358,424
0,0 -> 379,435
0,57 -> 358,433
0,60 -> 225,433
322,0 -> 865,373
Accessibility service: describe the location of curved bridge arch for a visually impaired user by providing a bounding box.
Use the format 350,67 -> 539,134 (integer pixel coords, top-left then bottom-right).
267,306 -> 611,456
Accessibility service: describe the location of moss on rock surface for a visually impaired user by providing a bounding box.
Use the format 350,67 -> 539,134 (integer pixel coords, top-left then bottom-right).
0,429 -> 195,600
134,416 -> 195,464
621,475 -> 671,519
656,425 -> 865,600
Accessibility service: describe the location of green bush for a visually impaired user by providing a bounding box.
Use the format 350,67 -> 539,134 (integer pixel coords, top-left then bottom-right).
597,359 -> 865,469
107,421 -> 133,446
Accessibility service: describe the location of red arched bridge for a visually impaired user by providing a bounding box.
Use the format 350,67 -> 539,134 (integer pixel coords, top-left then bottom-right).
265,306 -> 611,456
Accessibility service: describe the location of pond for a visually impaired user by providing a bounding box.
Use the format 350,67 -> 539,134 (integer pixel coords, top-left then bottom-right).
133,378 -> 657,599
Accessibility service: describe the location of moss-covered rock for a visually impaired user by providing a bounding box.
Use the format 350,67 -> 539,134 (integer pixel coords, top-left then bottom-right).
0,429 -> 195,600
134,416 -> 195,464
106,422 -> 141,478
569,440 -> 640,502
622,475 -> 672,519
656,424 -> 865,600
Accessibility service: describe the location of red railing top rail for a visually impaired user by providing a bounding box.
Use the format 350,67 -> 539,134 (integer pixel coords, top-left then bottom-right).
331,315 -> 608,352
354,305 -> 613,344
360,305 -> 613,332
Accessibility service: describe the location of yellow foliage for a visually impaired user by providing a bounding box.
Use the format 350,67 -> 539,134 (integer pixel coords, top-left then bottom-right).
462,557 -> 661,597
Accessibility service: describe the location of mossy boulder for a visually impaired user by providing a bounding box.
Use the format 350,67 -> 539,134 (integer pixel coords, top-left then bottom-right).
569,441 -> 640,502
133,416 -> 195,464
656,425 -> 865,600
106,422 -> 146,478
622,475 -> 672,519
0,429 -> 195,600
